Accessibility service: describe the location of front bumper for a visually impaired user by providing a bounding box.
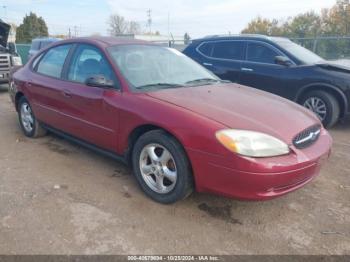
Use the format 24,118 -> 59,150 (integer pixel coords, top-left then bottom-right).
187,129 -> 332,200
0,71 -> 9,83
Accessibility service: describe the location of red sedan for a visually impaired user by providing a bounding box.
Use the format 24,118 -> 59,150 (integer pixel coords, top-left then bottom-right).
9,37 -> 332,203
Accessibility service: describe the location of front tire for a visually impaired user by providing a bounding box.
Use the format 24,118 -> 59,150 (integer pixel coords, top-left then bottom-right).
301,90 -> 340,128
132,130 -> 193,204
18,96 -> 47,138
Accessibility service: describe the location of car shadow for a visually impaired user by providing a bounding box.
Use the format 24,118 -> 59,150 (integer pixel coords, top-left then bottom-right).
333,116 -> 350,130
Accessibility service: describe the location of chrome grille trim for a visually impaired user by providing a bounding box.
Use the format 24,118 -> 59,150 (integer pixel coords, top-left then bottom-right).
293,124 -> 322,149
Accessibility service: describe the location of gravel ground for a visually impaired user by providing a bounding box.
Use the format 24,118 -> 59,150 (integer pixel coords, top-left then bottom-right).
0,87 -> 349,255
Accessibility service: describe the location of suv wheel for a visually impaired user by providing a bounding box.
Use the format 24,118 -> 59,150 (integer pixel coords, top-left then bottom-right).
18,96 -> 47,138
132,130 -> 193,204
301,90 -> 340,128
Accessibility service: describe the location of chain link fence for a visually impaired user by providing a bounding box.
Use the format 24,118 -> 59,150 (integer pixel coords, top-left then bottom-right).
15,36 -> 350,65
291,36 -> 350,61
16,44 -> 31,64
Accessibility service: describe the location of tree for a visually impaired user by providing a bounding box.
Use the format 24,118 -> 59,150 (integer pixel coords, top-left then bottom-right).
240,1 -> 350,59
284,12 -> 322,38
241,17 -> 285,36
241,1 -> 350,38
321,0 -> 350,36
16,12 -> 48,43
108,14 -> 141,35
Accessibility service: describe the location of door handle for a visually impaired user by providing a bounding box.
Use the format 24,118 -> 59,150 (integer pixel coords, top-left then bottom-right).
62,90 -> 72,98
241,67 -> 254,72
203,62 -> 213,66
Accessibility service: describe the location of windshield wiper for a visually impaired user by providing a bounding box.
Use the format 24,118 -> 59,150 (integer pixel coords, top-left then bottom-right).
185,78 -> 230,85
135,83 -> 183,90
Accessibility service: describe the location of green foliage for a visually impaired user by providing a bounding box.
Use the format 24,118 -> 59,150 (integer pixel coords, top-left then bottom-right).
16,12 -> 49,43
241,17 -> 285,36
241,1 -> 350,37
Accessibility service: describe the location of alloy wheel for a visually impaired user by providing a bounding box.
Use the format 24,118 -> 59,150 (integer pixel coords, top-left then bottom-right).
139,143 -> 177,194
20,102 -> 34,133
303,97 -> 327,121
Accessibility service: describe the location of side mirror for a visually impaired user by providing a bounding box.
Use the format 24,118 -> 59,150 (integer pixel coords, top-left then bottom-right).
85,75 -> 114,89
8,43 -> 17,55
275,56 -> 293,67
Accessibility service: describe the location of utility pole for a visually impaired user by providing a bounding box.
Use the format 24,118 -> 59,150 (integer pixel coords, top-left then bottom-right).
68,28 -> 71,38
73,26 -> 78,37
147,9 -> 152,34
2,5 -> 7,21
167,12 -> 170,41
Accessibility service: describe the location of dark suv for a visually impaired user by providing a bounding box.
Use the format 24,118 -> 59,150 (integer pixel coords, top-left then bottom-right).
183,35 -> 350,127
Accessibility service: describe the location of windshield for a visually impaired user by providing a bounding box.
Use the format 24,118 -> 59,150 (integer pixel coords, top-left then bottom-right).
275,39 -> 324,65
107,45 -> 220,91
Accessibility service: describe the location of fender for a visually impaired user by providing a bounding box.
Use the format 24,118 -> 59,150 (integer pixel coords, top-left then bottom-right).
295,82 -> 349,115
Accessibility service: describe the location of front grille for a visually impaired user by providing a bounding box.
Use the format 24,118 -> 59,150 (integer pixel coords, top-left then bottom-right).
293,124 -> 321,149
0,54 -> 10,71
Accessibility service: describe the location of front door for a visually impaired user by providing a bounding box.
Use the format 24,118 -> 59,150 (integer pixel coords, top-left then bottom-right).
239,41 -> 290,97
60,44 -> 121,152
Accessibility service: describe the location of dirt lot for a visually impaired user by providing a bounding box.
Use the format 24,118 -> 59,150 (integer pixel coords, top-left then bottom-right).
0,87 -> 349,255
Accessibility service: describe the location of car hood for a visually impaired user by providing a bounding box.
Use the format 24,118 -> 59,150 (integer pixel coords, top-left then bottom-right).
146,83 -> 320,144
317,61 -> 350,74
0,20 -> 10,48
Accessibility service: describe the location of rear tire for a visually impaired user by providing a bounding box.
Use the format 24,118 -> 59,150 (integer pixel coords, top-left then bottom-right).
132,130 -> 193,204
301,90 -> 340,128
18,96 -> 47,138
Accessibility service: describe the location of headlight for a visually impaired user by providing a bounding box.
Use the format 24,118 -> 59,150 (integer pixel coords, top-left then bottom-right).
216,129 -> 290,157
11,56 -> 22,66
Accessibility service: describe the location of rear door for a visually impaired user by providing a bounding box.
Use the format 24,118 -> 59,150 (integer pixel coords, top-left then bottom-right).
60,43 -> 121,152
239,41 -> 290,97
197,40 -> 245,83
29,44 -> 74,128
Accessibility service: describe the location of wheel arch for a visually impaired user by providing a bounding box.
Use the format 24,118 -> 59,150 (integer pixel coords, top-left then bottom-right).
14,91 -> 25,112
125,124 -> 194,180
126,124 -> 186,162
295,83 -> 348,118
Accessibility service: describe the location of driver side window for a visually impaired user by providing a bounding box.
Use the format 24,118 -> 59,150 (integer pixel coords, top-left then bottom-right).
247,42 -> 279,64
68,44 -> 115,85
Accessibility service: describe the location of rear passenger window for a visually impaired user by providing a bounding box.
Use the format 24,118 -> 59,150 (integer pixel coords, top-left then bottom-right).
247,43 -> 279,64
212,41 -> 245,60
36,44 -> 72,78
198,42 -> 213,56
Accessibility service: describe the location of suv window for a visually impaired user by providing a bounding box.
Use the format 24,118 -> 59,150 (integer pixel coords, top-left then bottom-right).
36,44 -> 72,78
247,42 -> 279,64
212,41 -> 245,60
68,44 -> 115,85
198,42 -> 213,56
31,40 -> 40,51
40,41 -> 54,49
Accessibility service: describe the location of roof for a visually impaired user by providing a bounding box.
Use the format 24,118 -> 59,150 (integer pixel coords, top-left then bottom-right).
32,37 -> 62,42
64,36 -> 151,46
193,34 -> 289,42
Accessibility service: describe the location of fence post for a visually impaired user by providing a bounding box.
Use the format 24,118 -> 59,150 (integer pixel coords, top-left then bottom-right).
312,38 -> 318,53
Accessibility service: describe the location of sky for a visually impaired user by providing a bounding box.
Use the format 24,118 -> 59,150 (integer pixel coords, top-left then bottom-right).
3,0 -> 336,38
